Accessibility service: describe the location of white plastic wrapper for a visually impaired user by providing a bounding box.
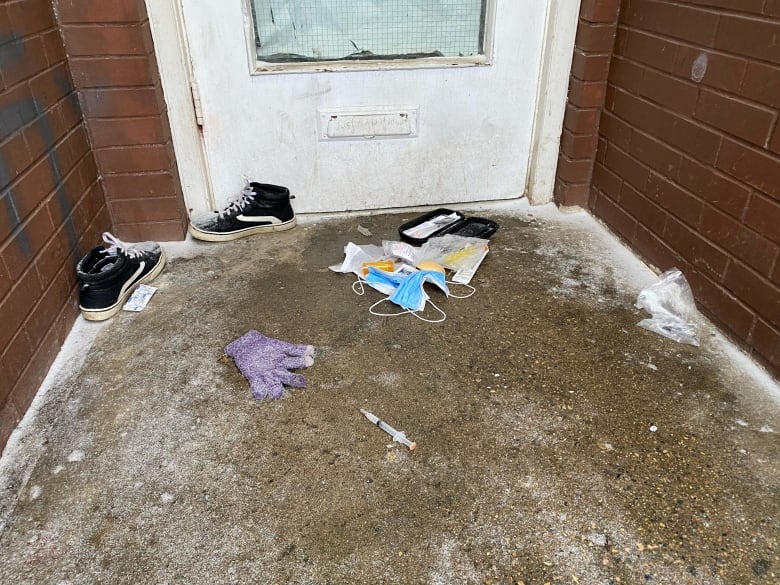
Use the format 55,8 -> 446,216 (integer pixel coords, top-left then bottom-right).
635,268 -> 700,346
328,243 -> 385,276
123,285 -> 158,312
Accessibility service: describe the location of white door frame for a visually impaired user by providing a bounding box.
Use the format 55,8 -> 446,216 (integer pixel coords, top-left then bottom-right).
145,0 -> 581,213
146,0 -> 214,213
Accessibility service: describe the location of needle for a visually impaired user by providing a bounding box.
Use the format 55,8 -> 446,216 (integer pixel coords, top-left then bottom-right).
360,408 -> 416,451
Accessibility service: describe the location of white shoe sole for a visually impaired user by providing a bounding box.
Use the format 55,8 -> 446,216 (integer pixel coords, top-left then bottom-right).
80,251 -> 167,322
188,217 -> 297,242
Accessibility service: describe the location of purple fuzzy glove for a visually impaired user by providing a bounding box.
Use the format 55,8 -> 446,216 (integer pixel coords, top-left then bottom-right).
254,368 -> 307,400
232,330 -> 314,359
225,331 -> 314,400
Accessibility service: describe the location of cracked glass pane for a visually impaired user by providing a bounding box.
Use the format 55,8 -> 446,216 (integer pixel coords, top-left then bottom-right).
251,0 -> 488,63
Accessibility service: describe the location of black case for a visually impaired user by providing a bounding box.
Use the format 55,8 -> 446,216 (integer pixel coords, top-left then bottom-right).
398,208 -> 465,245
440,217 -> 499,239
398,209 -> 499,244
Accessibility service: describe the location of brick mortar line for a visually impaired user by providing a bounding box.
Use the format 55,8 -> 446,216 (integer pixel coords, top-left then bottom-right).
695,286 -> 759,344
28,261 -> 77,339
93,140 -> 173,152
0,26 -> 59,48
594,192 -> 779,365
6,279 -> 76,406
0,147 -> 97,253
0,262 -> 44,326
617,22 -> 780,69
80,112 -> 167,122
766,112 -> 780,150
573,48 -> 613,57
77,95 -> 166,118
68,55 -> 154,62
0,328 -> 31,387
92,140 -> 173,150
614,51 -> 777,115
92,140 -> 175,156
607,83 -> 780,165
599,136 -> 778,256
77,82 -> 163,93
611,76 -> 778,142
600,183 -> 780,315
57,20 -> 152,29
594,188 -> 763,330
107,194 -> 183,204
557,179 -> 591,189
756,315 -> 780,336
62,173 -> 103,228
578,16 -> 620,26
27,59 -> 71,83
2,89 -> 82,145
113,218 -> 186,225
1,121 -> 88,198
0,61 -> 74,100
654,0 -> 780,22
89,114 -> 170,122
59,19 -> 151,29
81,201 -> 111,246
616,178 -> 671,237
559,149 -> 598,166
79,86 -> 163,94
42,177 -> 104,253
60,50 -> 156,59
100,168 -> 178,178
684,264 -> 774,341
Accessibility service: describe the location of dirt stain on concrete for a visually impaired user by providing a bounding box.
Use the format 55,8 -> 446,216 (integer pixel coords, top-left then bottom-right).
0,209 -> 778,584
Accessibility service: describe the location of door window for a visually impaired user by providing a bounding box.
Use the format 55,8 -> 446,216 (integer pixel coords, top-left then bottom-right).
249,0 -> 490,66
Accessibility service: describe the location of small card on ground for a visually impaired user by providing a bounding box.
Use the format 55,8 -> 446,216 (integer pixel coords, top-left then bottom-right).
123,284 -> 158,312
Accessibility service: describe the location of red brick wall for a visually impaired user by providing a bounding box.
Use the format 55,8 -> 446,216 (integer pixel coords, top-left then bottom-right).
0,0 -> 110,448
589,0 -> 780,376
555,0 -> 621,206
54,0 -> 188,242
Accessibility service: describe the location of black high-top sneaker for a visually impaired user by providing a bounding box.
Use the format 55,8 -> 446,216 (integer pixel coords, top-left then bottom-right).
188,182 -> 297,242
77,233 -> 166,321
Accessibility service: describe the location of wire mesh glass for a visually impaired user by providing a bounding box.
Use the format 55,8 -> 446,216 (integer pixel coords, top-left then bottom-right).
251,0 -> 488,63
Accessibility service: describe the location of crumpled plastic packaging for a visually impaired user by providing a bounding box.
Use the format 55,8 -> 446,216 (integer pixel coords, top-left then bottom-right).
328,242 -> 385,276
635,268 -> 700,346
415,235 -> 489,271
225,330 -> 315,399
330,236 -> 490,275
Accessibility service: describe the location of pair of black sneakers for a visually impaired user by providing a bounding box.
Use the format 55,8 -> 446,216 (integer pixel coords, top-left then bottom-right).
76,182 -> 295,320
77,233 -> 166,321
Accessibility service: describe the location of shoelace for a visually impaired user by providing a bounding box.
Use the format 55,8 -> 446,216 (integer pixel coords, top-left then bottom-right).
102,232 -> 144,259
217,184 -> 255,219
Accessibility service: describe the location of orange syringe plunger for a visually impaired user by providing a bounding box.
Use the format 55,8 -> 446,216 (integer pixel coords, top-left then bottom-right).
360,408 -> 416,451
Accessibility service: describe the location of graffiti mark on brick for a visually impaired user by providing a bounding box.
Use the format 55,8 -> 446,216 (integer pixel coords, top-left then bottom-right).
0,31 -> 80,261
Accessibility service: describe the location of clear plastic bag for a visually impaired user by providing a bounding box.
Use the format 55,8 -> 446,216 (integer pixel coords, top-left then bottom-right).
382,240 -> 418,265
416,235 -> 489,271
635,268 -> 700,346
329,242 -> 385,275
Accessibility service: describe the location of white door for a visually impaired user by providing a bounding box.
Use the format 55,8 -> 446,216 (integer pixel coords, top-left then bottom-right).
179,1 -> 551,213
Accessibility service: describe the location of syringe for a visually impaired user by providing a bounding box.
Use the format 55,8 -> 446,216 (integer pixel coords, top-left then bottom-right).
360,408 -> 416,451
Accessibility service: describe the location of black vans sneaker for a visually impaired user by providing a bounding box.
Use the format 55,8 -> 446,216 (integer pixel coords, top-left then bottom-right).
77,233 -> 166,321
188,182 -> 297,242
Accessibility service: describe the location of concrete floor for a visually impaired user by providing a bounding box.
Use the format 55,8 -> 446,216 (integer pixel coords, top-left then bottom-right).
0,203 -> 778,585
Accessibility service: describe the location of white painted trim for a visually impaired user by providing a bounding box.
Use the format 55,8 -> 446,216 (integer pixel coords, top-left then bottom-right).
145,0 -> 214,214
526,0 -> 582,205
251,57 -> 491,75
